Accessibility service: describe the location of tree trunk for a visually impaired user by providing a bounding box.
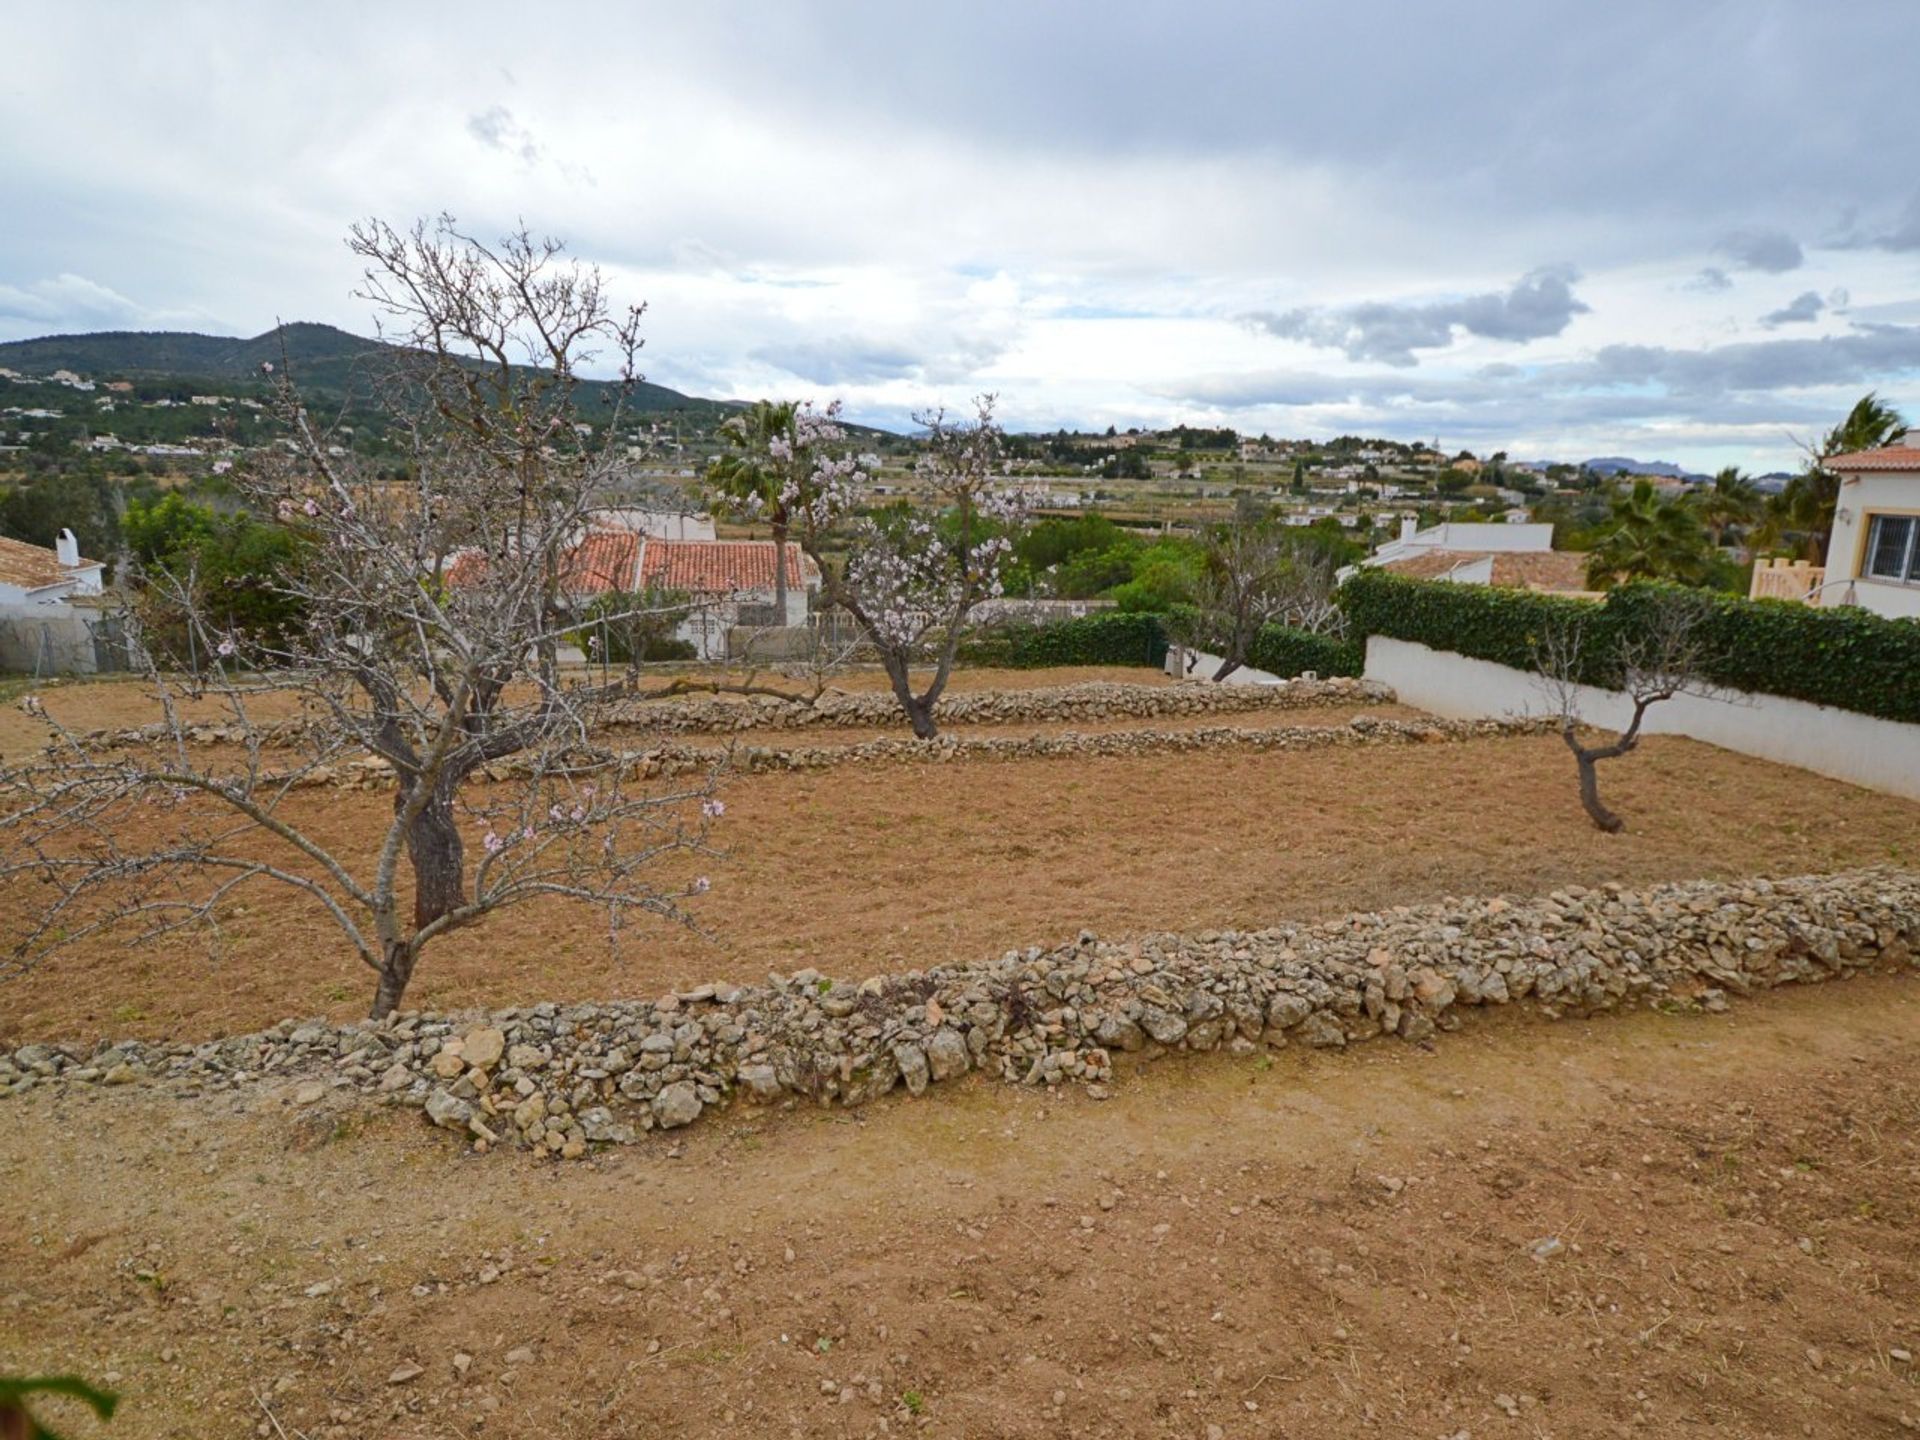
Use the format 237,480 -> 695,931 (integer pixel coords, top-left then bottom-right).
772,518 -> 790,624
1211,655 -> 1242,683
1573,750 -> 1625,833
369,791 -> 468,1018
370,940 -> 418,1021
880,650 -> 939,739
405,793 -> 468,929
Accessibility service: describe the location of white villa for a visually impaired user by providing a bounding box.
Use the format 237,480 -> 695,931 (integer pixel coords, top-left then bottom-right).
1340,516 -> 1591,594
0,530 -> 105,606
1820,443 -> 1920,619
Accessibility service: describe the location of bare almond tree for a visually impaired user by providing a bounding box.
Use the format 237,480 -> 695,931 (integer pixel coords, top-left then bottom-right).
0,217 -> 723,1019
1180,525 -> 1342,682
1534,591 -> 1720,833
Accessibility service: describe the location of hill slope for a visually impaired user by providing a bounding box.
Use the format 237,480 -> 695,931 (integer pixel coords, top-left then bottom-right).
0,323 -> 728,417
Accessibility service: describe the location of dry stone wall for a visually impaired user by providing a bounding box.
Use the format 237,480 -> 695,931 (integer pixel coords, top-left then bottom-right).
6,867 -> 1914,1157
73,678 -> 1393,753
291,712 -> 1557,790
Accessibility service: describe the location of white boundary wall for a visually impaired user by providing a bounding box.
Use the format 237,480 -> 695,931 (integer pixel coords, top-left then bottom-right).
1365,634 -> 1920,802
1162,646 -> 1285,686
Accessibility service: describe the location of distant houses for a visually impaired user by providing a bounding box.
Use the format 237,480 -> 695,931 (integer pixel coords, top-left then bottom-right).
445,509 -> 821,659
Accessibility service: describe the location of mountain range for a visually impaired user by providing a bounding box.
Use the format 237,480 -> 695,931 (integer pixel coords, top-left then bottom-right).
0,322 -> 732,419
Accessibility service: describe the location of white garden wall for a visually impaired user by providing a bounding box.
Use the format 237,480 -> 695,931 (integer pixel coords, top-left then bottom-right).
1365,634 -> 1920,802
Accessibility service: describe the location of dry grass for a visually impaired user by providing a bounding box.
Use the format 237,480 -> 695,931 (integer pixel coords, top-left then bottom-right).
4,726 -> 1912,1043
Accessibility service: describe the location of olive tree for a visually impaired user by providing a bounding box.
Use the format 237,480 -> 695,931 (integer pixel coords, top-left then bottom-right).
0,217 -> 721,1019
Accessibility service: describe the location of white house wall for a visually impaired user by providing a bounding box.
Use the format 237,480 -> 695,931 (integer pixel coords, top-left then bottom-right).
1824,471 -> 1920,619
1365,635 -> 1920,801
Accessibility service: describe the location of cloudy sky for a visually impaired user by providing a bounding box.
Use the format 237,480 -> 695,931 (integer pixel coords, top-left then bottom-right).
4,1 -> 1918,468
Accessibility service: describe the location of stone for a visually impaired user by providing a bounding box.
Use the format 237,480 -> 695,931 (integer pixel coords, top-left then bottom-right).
293,1081 -> 327,1106
925,1028 -> 971,1080
893,1042 -> 930,1096
507,1043 -> 545,1070
1296,1013 -> 1347,1049
388,1364 -> 424,1385
461,1027 -> 506,1071
651,1081 -> 703,1130
430,1049 -> 466,1080
737,1064 -> 781,1100
512,1095 -> 547,1131
378,1060 -> 415,1091
424,1089 -> 473,1131
102,1062 -> 138,1085
578,1106 -> 634,1144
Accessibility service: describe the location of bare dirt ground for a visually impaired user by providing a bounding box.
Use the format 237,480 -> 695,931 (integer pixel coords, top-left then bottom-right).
5,974 -> 1917,1439
5,728 -> 1914,1042
0,665 -> 1171,761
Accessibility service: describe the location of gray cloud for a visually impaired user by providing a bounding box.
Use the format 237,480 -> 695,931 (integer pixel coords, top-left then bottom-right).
0,273 -> 161,329
748,340 -> 926,385
1244,268 -> 1588,367
1760,291 -> 1824,327
467,104 -> 540,163
1715,229 -> 1804,273
1159,323 -> 1920,433
1685,266 -> 1733,292
1831,189 -> 1920,253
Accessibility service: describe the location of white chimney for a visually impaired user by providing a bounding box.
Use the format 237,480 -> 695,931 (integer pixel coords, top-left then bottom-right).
55,528 -> 80,567
1399,515 -> 1419,543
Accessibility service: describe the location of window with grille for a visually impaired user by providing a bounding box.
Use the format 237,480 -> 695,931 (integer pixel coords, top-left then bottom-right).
1864,514 -> 1920,583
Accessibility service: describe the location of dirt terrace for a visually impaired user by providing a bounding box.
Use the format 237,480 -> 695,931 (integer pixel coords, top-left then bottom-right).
4,973 -> 1917,1439
0,665 -> 1173,762
4,726 -> 1915,1044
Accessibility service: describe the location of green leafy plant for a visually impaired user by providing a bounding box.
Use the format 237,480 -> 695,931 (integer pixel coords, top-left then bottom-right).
963,611 -> 1172,669
0,1375 -> 119,1439
1340,569 -> 1920,724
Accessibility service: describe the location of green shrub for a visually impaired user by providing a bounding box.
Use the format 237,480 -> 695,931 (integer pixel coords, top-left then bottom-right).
1339,569 -> 1920,723
1248,624 -> 1363,678
964,611 -> 1170,669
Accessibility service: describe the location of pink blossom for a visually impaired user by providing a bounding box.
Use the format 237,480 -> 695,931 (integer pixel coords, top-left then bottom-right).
701,798 -> 725,819
483,831 -> 504,855
216,639 -> 236,657
690,876 -> 711,895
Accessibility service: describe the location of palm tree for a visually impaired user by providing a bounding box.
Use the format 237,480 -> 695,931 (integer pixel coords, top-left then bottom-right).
1585,478 -> 1714,589
1688,466 -> 1762,548
1765,393 -> 1909,561
705,399 -> 800,620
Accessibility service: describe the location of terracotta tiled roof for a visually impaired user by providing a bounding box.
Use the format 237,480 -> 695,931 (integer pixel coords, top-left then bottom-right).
0,534 -> 98,591
559,530 -> 640,595
443,530 -> 640,597
1824,444 -> 1920,471
638,540 -> 818,595
1381,548 -> 1592,592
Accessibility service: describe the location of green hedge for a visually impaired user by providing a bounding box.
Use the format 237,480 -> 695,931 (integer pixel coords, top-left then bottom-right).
1339,569 -> 1920,724
965,611 -> 1171,669
1248,623 -> 1363,678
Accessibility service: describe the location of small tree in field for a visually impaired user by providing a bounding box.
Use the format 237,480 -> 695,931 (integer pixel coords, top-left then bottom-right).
751,396 -> 1024,739
1534,591 -> 1719,833
0,217 -> 720,1019
1178,524 -> 1341,682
